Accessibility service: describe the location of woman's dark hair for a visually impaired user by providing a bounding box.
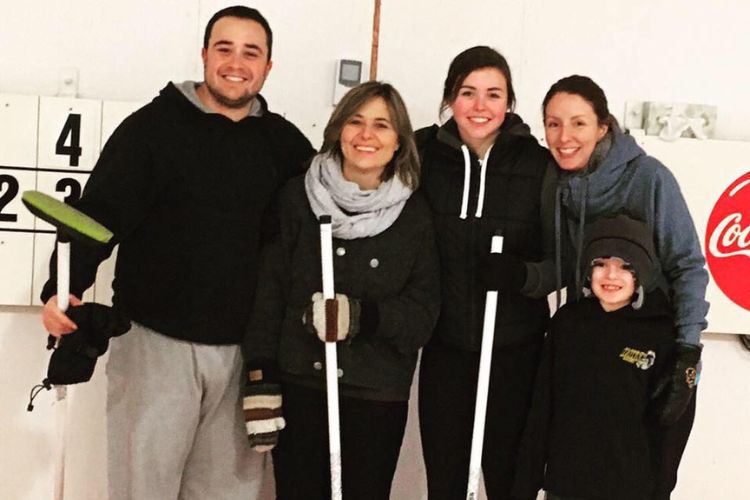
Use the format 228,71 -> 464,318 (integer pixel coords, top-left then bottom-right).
203,6 -> 273,60
440,46 -> 516,117
542,75 -> 618,128
321,81 -> 421,189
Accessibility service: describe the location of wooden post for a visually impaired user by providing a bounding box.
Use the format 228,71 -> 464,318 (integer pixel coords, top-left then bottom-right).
370,0 -> 381,81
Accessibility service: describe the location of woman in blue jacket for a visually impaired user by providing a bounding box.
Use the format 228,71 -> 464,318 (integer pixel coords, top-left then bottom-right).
526,75 -> 709,500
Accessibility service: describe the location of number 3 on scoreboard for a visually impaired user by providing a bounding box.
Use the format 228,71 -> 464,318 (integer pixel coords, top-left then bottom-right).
56,177 -> 82,204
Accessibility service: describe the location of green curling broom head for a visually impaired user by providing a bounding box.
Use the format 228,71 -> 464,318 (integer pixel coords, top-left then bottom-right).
22,190 -> 113,244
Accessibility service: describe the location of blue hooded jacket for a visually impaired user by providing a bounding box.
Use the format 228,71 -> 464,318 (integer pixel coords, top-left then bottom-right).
525,126 -> 709,345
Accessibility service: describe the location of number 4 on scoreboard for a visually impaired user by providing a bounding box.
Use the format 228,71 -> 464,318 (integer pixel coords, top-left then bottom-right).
55,113 -> 82,167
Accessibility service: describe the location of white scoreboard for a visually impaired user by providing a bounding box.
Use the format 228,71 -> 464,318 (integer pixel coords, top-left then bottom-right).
0,93 -> 143,306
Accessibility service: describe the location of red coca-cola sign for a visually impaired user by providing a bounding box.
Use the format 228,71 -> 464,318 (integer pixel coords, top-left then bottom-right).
705,171 -> 750,311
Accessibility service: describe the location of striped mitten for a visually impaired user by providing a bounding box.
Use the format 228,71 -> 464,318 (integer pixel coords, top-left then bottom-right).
305,292 -> 361,342
243,365 -> 285,452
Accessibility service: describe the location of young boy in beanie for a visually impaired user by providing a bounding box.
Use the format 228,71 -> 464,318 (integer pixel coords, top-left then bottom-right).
512,214 -> 678,500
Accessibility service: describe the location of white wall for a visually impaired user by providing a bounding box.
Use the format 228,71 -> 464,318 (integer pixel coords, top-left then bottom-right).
378,0 -> 750,141
2,1 -> 750,498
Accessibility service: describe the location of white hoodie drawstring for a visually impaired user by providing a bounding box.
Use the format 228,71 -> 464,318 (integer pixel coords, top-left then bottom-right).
458,144 -> 494,219
474,145 -> 493,218
459,145 -> 471,219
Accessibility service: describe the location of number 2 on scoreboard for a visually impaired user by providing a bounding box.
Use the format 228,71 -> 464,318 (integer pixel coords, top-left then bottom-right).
0,174 -> 20,223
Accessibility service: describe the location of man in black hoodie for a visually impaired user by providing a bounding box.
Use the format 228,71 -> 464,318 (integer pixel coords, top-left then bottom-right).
39,6 -> 313,499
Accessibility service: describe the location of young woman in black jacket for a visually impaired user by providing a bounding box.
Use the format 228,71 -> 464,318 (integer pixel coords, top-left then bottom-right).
416,46 -> 551,499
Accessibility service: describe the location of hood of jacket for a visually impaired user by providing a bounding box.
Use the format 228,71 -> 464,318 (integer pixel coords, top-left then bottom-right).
417,113 -> 539,220
156,81 -> 269,120
434,112 -> 534,153
551,126 -> 650,299
560,125 -> 645,220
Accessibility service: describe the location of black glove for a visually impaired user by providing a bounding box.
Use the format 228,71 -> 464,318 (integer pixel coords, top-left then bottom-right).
46,303 -> 131,385
650,343 -> 702,426
478,253 -> 527,292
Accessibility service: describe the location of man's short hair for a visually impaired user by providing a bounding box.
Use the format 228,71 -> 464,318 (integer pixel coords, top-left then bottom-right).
203,6 -> 273,60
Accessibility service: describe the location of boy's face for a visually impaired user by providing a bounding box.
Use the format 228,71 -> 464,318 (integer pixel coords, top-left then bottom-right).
590,257 -> 636,312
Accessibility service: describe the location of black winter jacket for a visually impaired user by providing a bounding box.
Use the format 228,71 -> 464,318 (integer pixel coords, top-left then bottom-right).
513,291 -> 675,500
416,115 -> 551,351
41,82 -> 314,344
244,176 -> 440,401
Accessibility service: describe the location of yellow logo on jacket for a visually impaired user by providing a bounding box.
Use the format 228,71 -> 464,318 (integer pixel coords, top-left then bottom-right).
619,347 -> 656,370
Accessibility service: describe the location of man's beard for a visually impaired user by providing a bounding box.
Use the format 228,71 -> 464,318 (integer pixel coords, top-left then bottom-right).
205,82 -> 256,109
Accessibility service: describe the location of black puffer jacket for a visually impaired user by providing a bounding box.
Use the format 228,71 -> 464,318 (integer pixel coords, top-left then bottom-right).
416,115 -> 550,351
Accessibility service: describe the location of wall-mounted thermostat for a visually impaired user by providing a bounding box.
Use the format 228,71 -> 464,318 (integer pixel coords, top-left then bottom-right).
333,59 -> 363,105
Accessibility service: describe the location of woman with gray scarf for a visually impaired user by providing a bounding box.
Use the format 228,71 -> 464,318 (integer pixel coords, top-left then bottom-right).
243,81 -> 440,500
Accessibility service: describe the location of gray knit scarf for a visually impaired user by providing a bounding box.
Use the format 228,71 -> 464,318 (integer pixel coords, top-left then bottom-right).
304,151 -> 413,240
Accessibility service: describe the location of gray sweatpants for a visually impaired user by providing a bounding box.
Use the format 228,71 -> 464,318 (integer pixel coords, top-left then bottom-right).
106,323 -> 269,500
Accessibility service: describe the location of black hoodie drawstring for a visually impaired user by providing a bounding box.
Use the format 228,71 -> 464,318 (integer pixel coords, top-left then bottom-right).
555,174 -> 589,307
27,380 -> 52,411
554,181 -> 563,311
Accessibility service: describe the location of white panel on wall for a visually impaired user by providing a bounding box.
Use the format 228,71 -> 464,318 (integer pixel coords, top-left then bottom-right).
30,233 -> 57,307
0,94 -> 40,305
0,93 -> 39,167
0,168 -> 37,306
101,100 -> 145,148
0,232 -> 34,305
38,97 -> 101,170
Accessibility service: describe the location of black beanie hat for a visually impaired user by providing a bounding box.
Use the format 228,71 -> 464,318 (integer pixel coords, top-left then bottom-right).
582,214 -> 658,291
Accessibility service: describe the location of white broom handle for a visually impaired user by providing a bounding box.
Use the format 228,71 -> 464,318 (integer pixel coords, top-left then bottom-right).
467,233 -> 504,500
54,237 -> 71,500
57,240 -> 70,311
53,384 -> 68,500
319,216 -> 342,500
